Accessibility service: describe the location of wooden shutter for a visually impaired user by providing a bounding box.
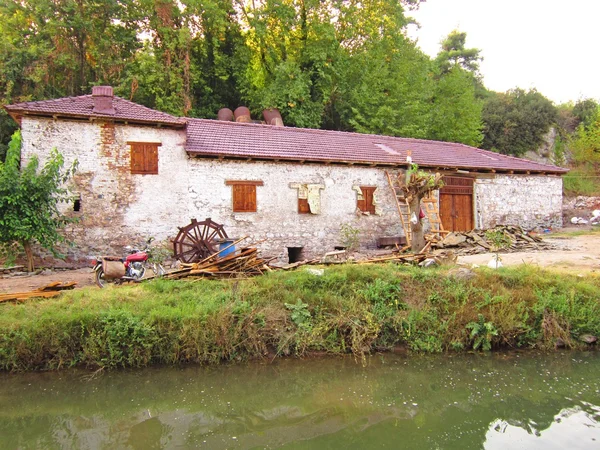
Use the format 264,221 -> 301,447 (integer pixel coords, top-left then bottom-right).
130,144 -> 145,174
298,198 -> 310,214
358,186 -> 376,214
145,144 -> 159,174
232,184 -> 257,212
226,180 -> 263,212
129,142 -> 160,174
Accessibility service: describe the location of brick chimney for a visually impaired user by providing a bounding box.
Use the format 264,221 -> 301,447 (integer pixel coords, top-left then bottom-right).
92,86 -> 115,115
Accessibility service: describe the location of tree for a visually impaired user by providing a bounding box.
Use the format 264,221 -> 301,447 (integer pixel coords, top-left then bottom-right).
0,131 -> 77,271
434,30 -> 482,75
481,89 -> 557,156
572,98 -> 599,130
395,165 -> 444,252
569,108 -> 600,168
428,67 -> 483,146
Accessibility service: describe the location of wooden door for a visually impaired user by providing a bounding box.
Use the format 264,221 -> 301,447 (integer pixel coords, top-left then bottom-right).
439,177 -> 474,232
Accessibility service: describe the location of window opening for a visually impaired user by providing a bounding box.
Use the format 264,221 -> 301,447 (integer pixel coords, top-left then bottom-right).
128,142 -> 161,174
356,186 -> 377,214
290,183 -> 324,214
226,180 -> 264,212
73,196 -> 81,212
288,247 -> 304,263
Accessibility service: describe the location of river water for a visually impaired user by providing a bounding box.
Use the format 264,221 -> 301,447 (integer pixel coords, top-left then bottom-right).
1,352 -> 600,449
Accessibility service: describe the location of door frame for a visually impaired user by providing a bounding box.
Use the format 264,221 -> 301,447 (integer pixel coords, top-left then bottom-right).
439,176 -> 475,232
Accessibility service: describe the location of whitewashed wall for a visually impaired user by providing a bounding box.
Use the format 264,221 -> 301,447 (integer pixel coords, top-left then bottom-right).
475,174 -> 563,230
187,159 -> 404,261
20,117 -> 188,264
18,116 -> 564,266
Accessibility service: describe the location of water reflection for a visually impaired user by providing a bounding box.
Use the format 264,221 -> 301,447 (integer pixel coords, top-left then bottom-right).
1,352 -> 599,449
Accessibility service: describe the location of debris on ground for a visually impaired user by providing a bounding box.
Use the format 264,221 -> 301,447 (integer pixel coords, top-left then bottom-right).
163,246 -> 273,280
429,225 -> 553,255
0,281 -> 77,303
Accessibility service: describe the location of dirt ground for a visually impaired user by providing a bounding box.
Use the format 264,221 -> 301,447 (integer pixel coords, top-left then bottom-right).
1,229 -> 599,295
458,228 -> 600,273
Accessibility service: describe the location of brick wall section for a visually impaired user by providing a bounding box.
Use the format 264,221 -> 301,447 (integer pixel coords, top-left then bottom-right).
475,174 -> 563,230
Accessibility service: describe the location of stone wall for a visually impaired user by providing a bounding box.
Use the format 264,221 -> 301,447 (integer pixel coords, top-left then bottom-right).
187,159 -> 405,262
475,174 -> 563,230
17,116 -> 565,267
20,117 -> 188,265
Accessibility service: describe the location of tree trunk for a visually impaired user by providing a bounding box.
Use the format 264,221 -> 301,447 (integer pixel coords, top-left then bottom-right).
23,240 -> 34,272
409,196 -> 426,253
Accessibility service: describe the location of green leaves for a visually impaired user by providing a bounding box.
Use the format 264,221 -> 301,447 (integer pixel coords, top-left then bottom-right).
0,131 -> 77,270
481,89 -> 557,156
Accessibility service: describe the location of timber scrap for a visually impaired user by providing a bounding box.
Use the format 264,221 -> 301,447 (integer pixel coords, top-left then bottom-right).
0,281 -> 77,303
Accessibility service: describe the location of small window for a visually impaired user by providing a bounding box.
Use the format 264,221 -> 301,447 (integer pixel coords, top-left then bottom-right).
298,198 -> 311,214
226,180 -> 264,212
128,142 -> 161,174
73,195 -> 81,212
357,186 -> 376,214
288,247 -> 304,263
290,183 -> 324,214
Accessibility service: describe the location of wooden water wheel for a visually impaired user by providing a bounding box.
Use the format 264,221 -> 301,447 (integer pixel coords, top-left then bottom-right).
173,218 -> 229,263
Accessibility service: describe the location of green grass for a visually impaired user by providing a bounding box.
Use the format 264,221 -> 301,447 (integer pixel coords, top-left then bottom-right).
1,264 -> 599,371
549,226 -> 600,238
563,165 -> 600,196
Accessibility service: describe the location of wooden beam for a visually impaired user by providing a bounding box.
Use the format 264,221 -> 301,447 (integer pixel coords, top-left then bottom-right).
225,180 -> 264,186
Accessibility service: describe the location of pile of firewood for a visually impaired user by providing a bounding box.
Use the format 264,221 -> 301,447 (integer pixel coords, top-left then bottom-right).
429,225 -> 552,255
164,247 -> 273,279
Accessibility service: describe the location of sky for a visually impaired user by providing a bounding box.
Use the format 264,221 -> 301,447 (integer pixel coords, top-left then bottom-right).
406,0 -> 600,104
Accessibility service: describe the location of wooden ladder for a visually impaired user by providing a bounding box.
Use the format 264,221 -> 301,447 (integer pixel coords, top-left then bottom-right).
385,171 -> 412,246
422,193 -> 446,236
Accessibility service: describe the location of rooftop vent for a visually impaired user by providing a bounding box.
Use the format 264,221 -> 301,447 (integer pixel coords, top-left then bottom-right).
91,86 -> 115,115
217,108 -> 234,122
263,108 -> 284,126
234,106 -> 252,123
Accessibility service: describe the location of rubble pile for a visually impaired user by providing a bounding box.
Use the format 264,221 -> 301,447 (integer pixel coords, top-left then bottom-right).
429,225 -> 553,255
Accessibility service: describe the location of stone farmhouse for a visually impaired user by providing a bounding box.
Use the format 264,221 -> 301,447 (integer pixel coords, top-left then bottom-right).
5,87 -> 567,265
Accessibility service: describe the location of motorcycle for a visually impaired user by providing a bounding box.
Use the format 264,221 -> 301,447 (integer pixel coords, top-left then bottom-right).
93,239 -> 165,288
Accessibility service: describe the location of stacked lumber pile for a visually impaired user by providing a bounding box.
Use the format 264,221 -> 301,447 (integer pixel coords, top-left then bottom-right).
430,225 -> 552,255
165,247 -> 273,279
0,281 -> 77,303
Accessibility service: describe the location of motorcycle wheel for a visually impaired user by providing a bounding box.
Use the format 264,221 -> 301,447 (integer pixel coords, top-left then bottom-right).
95,268 -> 117,288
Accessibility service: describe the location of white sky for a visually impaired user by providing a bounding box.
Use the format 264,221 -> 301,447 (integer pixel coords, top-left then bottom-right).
407,0 -> 600,104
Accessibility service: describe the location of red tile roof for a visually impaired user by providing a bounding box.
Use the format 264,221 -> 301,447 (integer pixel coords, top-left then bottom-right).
5,93 -> 568,174
5,95 -> 185,127
185,119 -> 568,174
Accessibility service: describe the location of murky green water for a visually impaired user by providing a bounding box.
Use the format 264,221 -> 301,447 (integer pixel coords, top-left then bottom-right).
1,352 -> 600,449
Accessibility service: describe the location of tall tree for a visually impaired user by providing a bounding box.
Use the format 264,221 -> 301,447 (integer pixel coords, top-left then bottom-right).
482,89 -> 557,156
434,30 -> 482,75
428,67 -> 483,146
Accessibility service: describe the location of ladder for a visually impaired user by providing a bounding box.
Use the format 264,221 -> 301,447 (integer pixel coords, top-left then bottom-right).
385,171 -> 412,246
422,192 -> 446,236
385,171 -> 446,245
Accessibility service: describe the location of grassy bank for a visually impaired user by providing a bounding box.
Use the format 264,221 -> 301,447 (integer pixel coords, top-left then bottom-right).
1,264 -> 599,371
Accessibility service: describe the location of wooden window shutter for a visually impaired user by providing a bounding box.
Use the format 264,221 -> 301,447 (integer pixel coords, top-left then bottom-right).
298,198 -> 310,214
129,142 -> 160,174
358,186 -> 376,214
130,144 -> 145,174
144,144 -> 159,174
232,184 -> 257,212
